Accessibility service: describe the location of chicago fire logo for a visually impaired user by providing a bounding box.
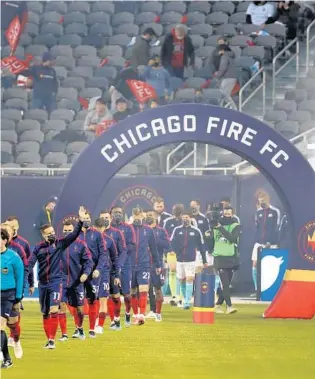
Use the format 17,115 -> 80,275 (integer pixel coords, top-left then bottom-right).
298,221 -> 315,263
201,282 -> 209,294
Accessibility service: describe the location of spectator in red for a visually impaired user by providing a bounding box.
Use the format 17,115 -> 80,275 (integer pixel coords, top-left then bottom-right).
161,24 -> 195,79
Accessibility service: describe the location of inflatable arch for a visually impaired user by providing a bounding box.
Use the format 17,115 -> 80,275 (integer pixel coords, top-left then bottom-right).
54,104 -> 315,319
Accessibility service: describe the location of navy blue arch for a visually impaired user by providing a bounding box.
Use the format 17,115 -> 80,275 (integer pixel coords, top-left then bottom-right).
54,104 -> 315,271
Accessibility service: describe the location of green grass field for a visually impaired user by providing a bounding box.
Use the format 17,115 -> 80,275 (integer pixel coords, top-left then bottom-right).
3,303 -> 315,379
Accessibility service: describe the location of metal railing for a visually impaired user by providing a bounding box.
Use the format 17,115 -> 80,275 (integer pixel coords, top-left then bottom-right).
306,18 -> 315,72
166,142 -> 197,174
272,38 -> 299,104
239,67 -> 266,115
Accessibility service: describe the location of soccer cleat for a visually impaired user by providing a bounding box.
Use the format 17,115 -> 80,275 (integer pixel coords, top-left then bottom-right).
78,328 -> 86,341
169,297 -> 177,306
89,331 -> 96,339
95,326 -> 104,334
1,359 -> 13,369
109,321 -> 116,330
13,340 -> 23,359
155,314 -> 162,322
58,335 -> 68,342
7,337 -> 14,348
177,300 -> 183,308
72,329 -> 80,339
226,306 -> 238,315
183,305 -> 190,310
145,311 -> 156,319
44,340 -> 55,349
138,315 -> 145,326
215,305 -> 225,314
114,320 -> 122,331
125,314 -> 131,327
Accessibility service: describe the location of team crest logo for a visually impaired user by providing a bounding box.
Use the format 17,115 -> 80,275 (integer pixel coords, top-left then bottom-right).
298,221 -> 315,263
110,185 -> 161,215
201,282 -> 208,294
2,268 -> 8,274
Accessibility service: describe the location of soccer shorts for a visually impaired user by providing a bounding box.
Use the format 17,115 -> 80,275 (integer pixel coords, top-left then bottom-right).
61,282 -> 85,307
251,243 -> 278,261
176,261 -> 196,280
195,251 -> 214,267
98,270 -> 110,298
131,268 -> 151,288
39,280 -> 62,315
84,277 -> 101,303
1,289 -> 16,319
150,268 -> 165,289
120,266 -> 131,295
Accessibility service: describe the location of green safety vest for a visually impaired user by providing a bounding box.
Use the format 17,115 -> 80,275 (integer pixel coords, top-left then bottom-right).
213,223 -> 239,257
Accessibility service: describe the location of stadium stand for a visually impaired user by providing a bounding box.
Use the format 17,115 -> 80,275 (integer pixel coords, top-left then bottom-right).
1,1 -> 315,176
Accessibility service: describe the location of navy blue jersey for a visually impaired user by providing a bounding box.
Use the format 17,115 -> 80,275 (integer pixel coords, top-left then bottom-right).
111,221 -> 136,267
105,226 -> 127,269
12,234 -> 34,287
79,227 -> 107,273
103,234 -> 119,277
29,221 -> 83,285
23,65 -> 58,98
158,212 -> 172,227
163,217 -> 182,239
61,239 -> 93,288
152,225 -> 170,266
132,224 -> 160,269
171,225 -> 206,263
255,206 -> 280,245
191,213 -> 209,237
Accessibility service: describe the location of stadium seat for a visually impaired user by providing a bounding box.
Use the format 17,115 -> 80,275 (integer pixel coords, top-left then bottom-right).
28,10 -> 40,25
175,88 -> 196,101
75,110 -> 88,121
189,24 -> 213,38
19,130 -> 44,144
86,12 -> 111,26
135,12 -> 158,26
141,2 -> 163,14
50,109 -> 75,123
74,45 -> 97,58
45,1 -> 67,14
288,110 -> 312,122
63,11 -> 86,25
1,130 -> 18,144
274,100 -> 297,113
230,35 -> 253,48
160,11 -> 183,25
55,56 -> 75,70
27,1 -> 44,14
216,24 -> 237,37
40,23 -> 63,37
66,141 -> 89,155
108,34 -> 132,47
82,35 -> 108,49
33,34 -> 58,48
42,120 -> 67,133
89,23 -> 113,37
213,1 -> 235,15
57,99 -> 81,112
54,66 -> 68,80
188,1 -> 211,14
242,46 -> 265,65
54,163 -> 72,176
1,152 -> 13,164
264,110 -> 288,122
19,34 -> 33,47
264,24 -> 287,40
229,12 -> 247,24
26,44 -> 49,57
4,99 -> 28,112
3,88 -> 27,102
68,66 -> 93,79
116,24 -> 140,37
297,78 -> 315,91
275,121 -> 299,139
91,2 -> 115,14
190,35 -> 205,49
1,109 -> 22,122
112,12 -> 135,27
68,2 -> 90,14
40,140 -> 66,155
24,22 -> 39,37
16,141 -> 40,154
65,23 -> 88,37
59,34 -> 82,48
186,11 -> 206,26
24,109 -> 48,124
50,45 -> 73,58
68,120 -> 85,131
2,46 -> 25,59
237,2 -> 251,13
1,119 -> 15,131
185,77 -> 206,89
99,45 -> 123,58
202,89 -> 224,106
40,11 -> 63,24
230,46 -> 242,59
238,24 -> 260,35
163,2 -> 187,15
22,164 -> 48,176
62,77 -> 85,90
94,67 -> 118,80
195,46 -> 215,59
206,12 -> 229,26
16,120 -> 41,134
43,152 -> 68,167
86,77 -> 109,90
114,1 -> 139,14
205,35 -> 222,47
299,121 -> 315,133
298,100 -> 315,114
0,141 -> 12,155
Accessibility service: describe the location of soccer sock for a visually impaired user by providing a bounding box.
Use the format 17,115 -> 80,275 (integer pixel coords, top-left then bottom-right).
176,278 -> 181,299
113,297 -> 121,319
180,281 -> 186,301
108,298 -> 115,321
156,296 -> 163,315
131,294 -> 139,315
9,313 -> 20,339
98,312 -> 107,327
88,302 -> 98,331
124,295 -> 131,314
58,313 -> 67,335
169,271 -> 177,297
1,330 -> 10,361
8,322 -> 20,343
43,314 -> 51,339
185,282 -> 194,306
49,313 -> 59,340
149,285 -> 156,312
252,267 -> 257,291
76,310 -> 84,328
139,292 -> 148,315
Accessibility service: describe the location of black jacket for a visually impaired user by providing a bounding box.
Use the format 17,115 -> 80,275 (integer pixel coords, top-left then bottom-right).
130,36 -> 151,68
161,33 -> 195,67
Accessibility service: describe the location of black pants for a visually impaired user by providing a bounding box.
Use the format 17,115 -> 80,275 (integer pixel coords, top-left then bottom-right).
216,268 -> 234,307
1,330 -> 10,361
149,284 -> 156,313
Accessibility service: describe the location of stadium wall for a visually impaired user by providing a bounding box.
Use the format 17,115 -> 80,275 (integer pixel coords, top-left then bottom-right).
1,174 -> 282,289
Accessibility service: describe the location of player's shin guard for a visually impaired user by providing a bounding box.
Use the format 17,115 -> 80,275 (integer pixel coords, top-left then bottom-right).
7,322 -> 20,343
113,297 -> 121,319
98,312 -> 106,327
88,302 -> 98,331
49,313 -> 59,340
43,314 -> 51,339
58,313 -> 67,335
124,295 -> 131,314
131,294 -> 139,316
139,292 -> 148,316
9,314 -> 20,339
155,293 -> 163,315
108,298 -> 115,321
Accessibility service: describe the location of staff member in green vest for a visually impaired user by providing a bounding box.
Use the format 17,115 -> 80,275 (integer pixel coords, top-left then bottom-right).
212,206 -> 241,314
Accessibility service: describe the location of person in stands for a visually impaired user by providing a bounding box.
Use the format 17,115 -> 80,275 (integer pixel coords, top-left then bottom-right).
161,24 -> 195,79
83,98 -> 113,132
130,28 -> 157,69
246,1 -> 276,28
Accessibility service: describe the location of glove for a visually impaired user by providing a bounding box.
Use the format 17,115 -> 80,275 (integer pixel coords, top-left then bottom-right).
80,273 -> 88,283
92,270 -> 100,279
14,297 -> 23,305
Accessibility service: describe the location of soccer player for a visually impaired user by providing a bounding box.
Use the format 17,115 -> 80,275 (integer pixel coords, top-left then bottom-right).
99,210 -> 127,330
29,206 -> 86,349
110,206 -> 136,327
58,221 -> 93,341
78,212 -> 107,338
171,212 -> 207,309
0,227 -> 24,369
130,207 -> 161,325
93,218 -> 120,333
1,223 -> 28,358
5,216 -> 34,349
145,210 -> 170,321
153,198 -> 171,227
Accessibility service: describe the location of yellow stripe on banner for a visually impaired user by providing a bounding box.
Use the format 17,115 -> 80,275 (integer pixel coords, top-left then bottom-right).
284,269 -> 315,282
193,307 -> 214,313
